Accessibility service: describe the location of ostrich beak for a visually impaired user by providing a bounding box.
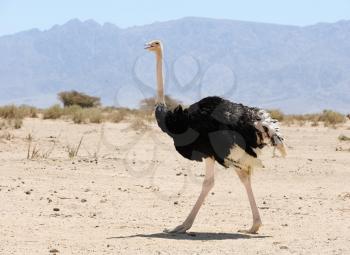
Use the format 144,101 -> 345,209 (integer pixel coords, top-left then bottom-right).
144,43 -> 152,50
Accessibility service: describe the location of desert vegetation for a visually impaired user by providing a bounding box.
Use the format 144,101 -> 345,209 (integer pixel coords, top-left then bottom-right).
0,92 -> 348,132
58,90 -> 100,108
268,109 -> 346,127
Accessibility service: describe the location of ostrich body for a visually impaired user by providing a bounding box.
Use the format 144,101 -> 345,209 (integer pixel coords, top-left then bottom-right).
145,40 -> 286,234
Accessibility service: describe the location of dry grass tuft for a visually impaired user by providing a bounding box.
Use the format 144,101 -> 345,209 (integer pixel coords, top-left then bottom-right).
0,131 -> 14,141
85,108 -> 103,124
43,104 -> 63,119
0,105 -> 38,119
129,119 -> 149,131
67,137 -> 83,159
319,110 -> 346,127
108,110 -> 128,123
338,134 -> 350,141
268,109 -> 284,121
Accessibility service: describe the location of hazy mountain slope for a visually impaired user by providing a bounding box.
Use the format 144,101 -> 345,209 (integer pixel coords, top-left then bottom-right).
0,17 -> 349,113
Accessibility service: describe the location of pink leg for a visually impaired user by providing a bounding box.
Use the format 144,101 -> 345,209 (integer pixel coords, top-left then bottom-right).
164,157 -> 215,233
236,169 -> 262,234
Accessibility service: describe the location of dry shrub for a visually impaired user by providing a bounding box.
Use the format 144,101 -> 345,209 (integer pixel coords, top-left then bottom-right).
62,105 -> 85,124
85,108 -> 103,123
140,95 -> 182,111
62,105 -> 103,124
0,131 -> 14,140
18,105 -> 38,118
0,105 -> 22,119
134,110 -> 154,123
318,110 -> 345,126
267,109 -> 284,121
130,119 -> 149,131
72,110 -> 85,124
63,105 -> 82,115
43,104 -> 63,119
108,110 -> 127,123
58,90 -> 100,108
338,134 -> 350,141
0,118 -> 23,129
311,121 -> 319,127
13,118 -> 23,129
0,104 -> 37,120
280,110 -> 344,128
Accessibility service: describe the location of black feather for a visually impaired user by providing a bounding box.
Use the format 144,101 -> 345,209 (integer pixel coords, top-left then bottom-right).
155,96 -> 264,168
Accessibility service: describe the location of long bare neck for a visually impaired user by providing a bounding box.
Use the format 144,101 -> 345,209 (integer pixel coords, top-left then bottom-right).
155,50 -> 165,104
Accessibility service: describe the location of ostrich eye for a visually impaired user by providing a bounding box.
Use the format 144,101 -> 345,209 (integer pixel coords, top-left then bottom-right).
155,42 -> 159,45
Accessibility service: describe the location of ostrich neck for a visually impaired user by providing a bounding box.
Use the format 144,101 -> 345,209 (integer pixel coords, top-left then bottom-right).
156,51 -> 165,104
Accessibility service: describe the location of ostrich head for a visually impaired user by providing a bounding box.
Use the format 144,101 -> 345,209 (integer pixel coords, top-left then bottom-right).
144,40 -> 163,53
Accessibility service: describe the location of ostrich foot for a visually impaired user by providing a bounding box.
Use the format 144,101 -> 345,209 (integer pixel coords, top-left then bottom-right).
238,221 -> 262,234
163,223 -> 191,234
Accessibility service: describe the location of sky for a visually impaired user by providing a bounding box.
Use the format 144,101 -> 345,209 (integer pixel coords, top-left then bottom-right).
0,0 -> 350,36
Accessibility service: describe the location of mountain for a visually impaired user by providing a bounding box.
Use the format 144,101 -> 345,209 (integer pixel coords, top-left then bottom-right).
0,17 -> 349,113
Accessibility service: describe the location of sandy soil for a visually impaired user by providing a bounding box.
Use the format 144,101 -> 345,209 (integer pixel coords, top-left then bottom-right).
0,118 -> 350,254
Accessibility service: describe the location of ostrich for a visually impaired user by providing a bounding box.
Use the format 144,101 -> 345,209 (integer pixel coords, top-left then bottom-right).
144,40 -> 286,234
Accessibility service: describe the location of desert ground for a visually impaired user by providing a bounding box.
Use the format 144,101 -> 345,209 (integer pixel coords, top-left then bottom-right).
0,118 -> 350,254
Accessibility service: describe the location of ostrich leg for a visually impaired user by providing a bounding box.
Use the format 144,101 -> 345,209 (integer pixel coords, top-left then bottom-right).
164,157 -> 215,233
236,169 -> 262,234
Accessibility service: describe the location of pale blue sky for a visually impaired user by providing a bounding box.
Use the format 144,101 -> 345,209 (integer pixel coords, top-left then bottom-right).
0,0 -> 350,36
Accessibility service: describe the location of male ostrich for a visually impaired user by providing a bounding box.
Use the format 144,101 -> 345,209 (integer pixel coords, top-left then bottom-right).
144,40 -> 286,234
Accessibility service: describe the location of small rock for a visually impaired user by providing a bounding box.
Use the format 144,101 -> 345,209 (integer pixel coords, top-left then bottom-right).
176,172 -> 182,176
49,248 -> 59,253
174,201 -> 178,205
281,223 -> 288,227
25,191 -> 31,195
299,196 -> 303,200
53,208 -> 60,212
211,192 -> 215,195
263,201 -> 267,205
81,199 -> 87,203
